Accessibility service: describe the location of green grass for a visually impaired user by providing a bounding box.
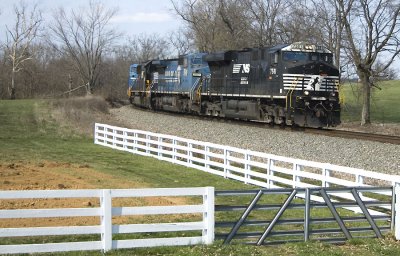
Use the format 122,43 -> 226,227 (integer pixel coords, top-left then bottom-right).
1,99 -> 400,255
20,237 -> 400,256
340,80 -> 400,123
0,99 -> 253,189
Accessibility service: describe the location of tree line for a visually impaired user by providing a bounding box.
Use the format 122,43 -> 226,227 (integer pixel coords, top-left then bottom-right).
0,0 -> 399,125
0,0 -> 180,101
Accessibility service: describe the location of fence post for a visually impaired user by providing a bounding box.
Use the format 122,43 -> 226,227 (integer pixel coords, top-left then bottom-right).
203,187 -> 215,245
187,142 -> 193,165
292,163 -> 300,188
172,139 -> 177,163
101,189 -> 112,252
223,148 -> 228,178
268,159 -> 275,188
158,137 -> 162,157
133,132 -> 138,152
112,128 -> 116,148
395,185 -> 400,240
356,174 -> 364,197
205,146 -> 210,169
244,151 -> 250,184
146,134 -> 150,154
123,130 -> 127,150
356,174 -> 364,189
322,167 -> 330,188
94,123 -> 98,144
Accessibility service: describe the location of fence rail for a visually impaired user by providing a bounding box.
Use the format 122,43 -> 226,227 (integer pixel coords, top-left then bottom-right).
94,123 -> 400,216
0,187 -> 214,254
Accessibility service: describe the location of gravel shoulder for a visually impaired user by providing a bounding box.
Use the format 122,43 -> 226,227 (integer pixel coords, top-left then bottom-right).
109,106 -> 400,175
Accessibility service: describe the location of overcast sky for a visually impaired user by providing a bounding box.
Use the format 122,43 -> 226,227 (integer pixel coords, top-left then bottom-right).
0,0 -> 398,73
0,0 -> 182,38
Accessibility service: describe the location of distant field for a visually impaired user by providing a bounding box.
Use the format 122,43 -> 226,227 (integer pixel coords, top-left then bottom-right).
1,99 -> 400,255
341,80 -> 400,123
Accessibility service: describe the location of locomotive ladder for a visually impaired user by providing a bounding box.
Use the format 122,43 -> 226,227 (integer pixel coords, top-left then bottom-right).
190,77 -> 202,103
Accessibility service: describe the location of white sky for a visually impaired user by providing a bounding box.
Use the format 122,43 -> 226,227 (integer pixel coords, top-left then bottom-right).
0,0 -> 183,38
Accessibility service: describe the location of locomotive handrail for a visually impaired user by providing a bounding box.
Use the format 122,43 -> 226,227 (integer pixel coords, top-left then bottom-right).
286,77 -> 298,109
190,77 -> 201,101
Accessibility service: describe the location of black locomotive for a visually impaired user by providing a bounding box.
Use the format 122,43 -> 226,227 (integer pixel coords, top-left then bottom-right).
128,42 -> 341,128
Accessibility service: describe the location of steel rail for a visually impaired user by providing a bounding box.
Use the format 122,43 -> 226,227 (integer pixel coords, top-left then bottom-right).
127,106 -> 400,145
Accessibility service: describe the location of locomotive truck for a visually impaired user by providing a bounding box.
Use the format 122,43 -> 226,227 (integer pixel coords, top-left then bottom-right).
127,42 -> 341,128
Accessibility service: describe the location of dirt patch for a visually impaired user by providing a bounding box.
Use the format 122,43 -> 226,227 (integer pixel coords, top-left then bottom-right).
335,122 -> 400,136
0,162 -> 192,228
0,161 -> 146,191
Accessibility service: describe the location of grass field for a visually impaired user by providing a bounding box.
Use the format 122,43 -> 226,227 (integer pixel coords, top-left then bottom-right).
1,99 -> 400,255
340,80 -> 400,123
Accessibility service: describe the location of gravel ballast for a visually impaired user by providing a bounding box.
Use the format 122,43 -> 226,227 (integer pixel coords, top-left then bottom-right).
110,106 -> 400,175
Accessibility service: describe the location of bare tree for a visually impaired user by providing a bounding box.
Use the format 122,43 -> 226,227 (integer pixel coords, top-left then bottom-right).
172,0 -> 250,51
172,0 -> 220,51
49,0 -> 120,95
372,59 -> 399,81
245,0 -> 290,47
309,0 -> 345,68
168,28 -> 194,55
5,1 -> 42,99
336,0 -> 400,125
217,0 -> 250,49
277,1 -> 325,44
128,34 -> 170,63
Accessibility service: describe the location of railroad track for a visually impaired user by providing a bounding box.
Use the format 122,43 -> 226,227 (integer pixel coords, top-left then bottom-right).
305,128 -> 400,145
129,105 -> 400,145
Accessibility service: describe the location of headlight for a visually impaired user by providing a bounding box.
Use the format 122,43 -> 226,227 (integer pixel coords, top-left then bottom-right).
304,90 -> 309,96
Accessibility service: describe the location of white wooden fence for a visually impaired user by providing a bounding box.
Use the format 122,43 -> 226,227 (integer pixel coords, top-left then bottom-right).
94,123 -> 400,216
0,187 -> 214,254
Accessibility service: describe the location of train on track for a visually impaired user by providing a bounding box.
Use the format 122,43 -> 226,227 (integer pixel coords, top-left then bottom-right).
127,42 -> 341,128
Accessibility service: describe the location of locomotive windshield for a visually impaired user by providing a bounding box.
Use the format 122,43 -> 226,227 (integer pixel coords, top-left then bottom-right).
130,66 -> 137,73
282,52 -> 308,61
282,51 -> 333,64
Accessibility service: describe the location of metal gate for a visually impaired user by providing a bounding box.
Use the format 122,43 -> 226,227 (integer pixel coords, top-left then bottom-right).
215,187 -> 393,245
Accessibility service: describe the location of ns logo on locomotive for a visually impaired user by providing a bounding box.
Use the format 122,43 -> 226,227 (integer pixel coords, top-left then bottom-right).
127,42 -> 341,128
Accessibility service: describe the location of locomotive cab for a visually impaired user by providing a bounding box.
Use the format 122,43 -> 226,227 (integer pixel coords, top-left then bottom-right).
279,42 -> 341,127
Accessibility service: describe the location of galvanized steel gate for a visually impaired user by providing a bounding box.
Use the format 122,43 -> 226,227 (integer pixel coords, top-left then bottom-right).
215,187 -> 393,245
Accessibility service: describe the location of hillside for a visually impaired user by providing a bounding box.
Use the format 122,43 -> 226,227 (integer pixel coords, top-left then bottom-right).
1,99 -> 400,255
341,80 -> 400,123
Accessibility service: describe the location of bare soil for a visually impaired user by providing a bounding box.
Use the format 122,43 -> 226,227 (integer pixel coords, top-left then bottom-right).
0,162 -> 190,228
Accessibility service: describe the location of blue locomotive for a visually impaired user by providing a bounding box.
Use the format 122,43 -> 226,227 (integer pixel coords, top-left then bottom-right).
128,42 -> 340,128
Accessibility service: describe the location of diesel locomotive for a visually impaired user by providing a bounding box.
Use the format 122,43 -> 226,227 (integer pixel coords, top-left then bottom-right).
127,42 -> 341,128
